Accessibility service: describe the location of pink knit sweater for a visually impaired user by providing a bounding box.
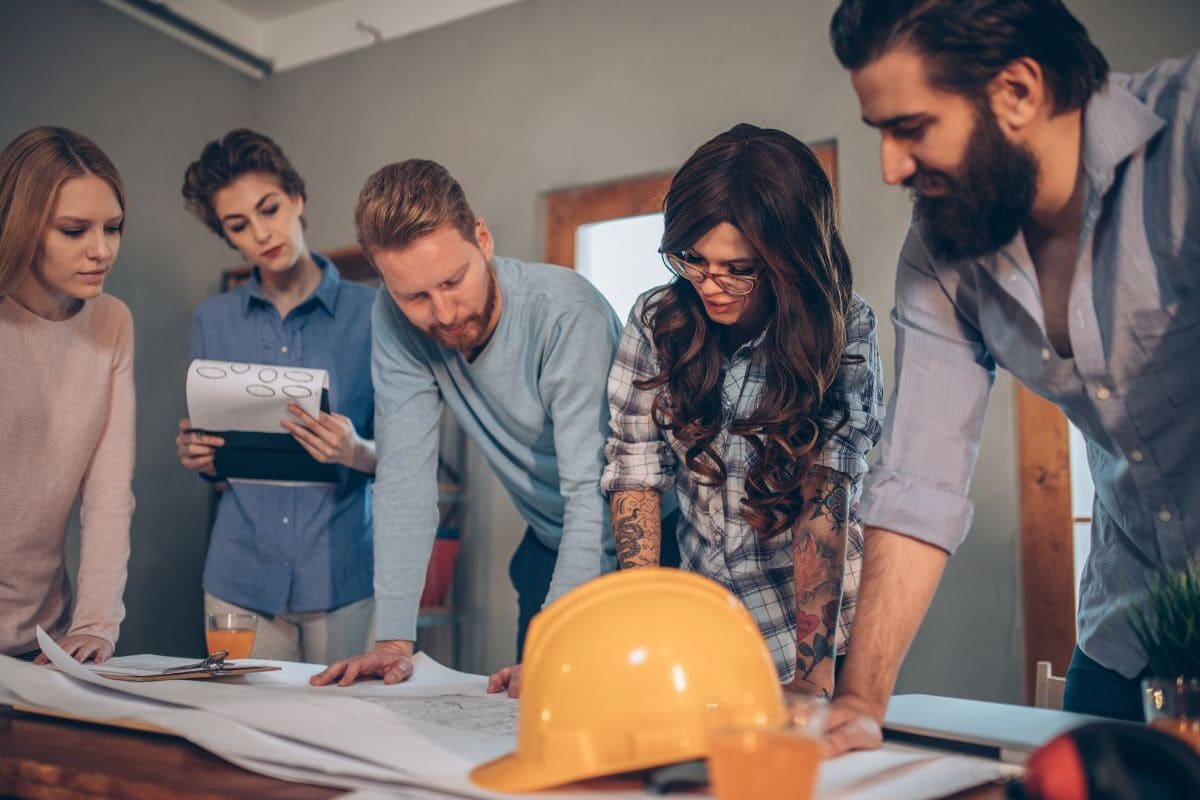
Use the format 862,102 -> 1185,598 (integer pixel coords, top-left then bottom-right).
1,293 -> 135,655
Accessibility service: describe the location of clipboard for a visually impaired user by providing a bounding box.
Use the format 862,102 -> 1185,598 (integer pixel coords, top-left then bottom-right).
208,388 -> 338,484
56,652 -> 282,682
185,359 -> 339,485
95,664 -> 281,682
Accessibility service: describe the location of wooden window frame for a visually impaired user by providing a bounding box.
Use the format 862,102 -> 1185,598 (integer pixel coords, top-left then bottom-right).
544,141 -> 838,269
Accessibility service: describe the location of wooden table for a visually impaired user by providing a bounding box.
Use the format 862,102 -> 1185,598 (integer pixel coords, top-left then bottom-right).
0,704 -> 1006,799
0,705 -> 337,799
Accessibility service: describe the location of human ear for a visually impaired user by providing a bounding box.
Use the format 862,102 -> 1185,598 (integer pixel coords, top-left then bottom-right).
474,217 -> 495,261
988,56 -> 1045,132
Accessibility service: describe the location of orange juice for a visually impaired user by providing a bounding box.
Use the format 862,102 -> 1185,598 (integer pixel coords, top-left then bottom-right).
708,727 -> 822,800
205,628 -> 255,659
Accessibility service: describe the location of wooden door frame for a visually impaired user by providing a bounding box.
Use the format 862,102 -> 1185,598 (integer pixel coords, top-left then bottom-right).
1015,383 -> 1077,702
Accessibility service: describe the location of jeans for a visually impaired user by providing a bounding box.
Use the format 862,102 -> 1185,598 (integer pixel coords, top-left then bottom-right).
1063,644 -> 1146,721
509,509 -> 682,660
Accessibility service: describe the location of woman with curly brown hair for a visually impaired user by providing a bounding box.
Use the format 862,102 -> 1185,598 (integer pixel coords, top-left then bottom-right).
602,123 -> 884,696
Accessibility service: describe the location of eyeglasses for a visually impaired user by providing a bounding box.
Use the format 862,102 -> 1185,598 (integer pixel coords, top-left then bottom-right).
660,251 -> 760,296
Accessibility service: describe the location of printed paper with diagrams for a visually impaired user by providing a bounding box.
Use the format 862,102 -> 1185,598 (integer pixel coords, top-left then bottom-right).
186,359 -> 328,433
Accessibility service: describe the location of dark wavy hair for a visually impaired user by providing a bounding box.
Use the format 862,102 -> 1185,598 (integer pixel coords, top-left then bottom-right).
638,123 -> 854,538
181,128 -> 306,244
830,0 -> 1108,114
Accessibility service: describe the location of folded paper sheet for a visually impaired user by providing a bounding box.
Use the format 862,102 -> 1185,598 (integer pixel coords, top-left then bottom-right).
0,629 -> 1022,800
187,359 -> 328,433
186,359 -> 336,484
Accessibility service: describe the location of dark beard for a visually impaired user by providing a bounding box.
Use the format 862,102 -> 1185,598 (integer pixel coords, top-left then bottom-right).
910,104 -> 1038,262
428,261 -> 498,353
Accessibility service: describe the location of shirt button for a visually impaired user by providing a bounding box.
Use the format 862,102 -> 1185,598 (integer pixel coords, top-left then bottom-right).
282,517 -> 289,524
1130,450 -> 1145,463
1041,348 -> 1052,362
281,346 -> 288,353
1158,510 -> 1172,523
1095,387 -> 1111,401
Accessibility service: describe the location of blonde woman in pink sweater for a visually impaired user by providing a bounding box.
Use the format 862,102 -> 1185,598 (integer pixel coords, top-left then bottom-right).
0,127 -> 135,664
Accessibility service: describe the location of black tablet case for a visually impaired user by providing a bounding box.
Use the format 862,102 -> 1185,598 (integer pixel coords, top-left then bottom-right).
208,389 -> 338,484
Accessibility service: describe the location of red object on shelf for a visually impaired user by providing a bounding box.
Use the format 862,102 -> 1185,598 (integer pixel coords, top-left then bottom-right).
420,534 -> 460,609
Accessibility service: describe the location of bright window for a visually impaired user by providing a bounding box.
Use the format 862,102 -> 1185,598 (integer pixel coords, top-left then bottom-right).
575,213 -> 667,325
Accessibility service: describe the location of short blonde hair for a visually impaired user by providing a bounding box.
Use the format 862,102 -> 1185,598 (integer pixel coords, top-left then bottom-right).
354,159 -> 476,258
0,127 -> 125,297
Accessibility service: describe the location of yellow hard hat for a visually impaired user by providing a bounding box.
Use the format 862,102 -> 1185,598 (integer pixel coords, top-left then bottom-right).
470,568 -> 785,793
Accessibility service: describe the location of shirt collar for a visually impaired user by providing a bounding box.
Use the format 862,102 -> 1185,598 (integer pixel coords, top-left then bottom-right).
1080,76 -> 1165,197
978,77 -> 1164,290
243,250 -> 342,317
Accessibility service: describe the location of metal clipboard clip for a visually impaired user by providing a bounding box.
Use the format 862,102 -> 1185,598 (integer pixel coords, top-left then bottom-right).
159,650 -> 232,676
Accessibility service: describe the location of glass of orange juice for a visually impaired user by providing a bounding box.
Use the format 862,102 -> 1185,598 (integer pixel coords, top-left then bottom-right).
205,612 -> 257,660
706,696 -> 827,800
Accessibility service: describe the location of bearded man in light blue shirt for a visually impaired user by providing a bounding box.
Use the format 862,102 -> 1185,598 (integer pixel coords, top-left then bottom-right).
312,159 -> 635,694
823,0 -> 1199,752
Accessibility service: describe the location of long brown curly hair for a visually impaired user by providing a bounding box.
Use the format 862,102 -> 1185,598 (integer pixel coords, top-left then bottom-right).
639,123 -> 854,538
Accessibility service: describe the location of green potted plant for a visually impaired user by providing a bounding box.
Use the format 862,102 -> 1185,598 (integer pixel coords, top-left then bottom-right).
1129,559 -> 1200,751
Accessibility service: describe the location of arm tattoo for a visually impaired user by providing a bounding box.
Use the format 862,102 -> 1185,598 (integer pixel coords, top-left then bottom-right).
790,466 -> 853,697
611,490 -> 661,569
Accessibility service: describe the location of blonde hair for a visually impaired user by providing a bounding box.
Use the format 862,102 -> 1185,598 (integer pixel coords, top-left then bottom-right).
0,127 -> 125,297
354,159 -> 476,258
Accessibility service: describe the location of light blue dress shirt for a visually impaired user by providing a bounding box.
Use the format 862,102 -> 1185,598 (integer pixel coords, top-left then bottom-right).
190,253 -> 376,614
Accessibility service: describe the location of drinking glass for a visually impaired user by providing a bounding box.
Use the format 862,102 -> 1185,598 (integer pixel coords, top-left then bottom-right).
205,612 -> 257,660
706,696 -> 827,800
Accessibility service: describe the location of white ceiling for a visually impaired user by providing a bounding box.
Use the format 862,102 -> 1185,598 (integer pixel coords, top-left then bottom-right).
101,0 -> 526,77
219,1 -> 333,23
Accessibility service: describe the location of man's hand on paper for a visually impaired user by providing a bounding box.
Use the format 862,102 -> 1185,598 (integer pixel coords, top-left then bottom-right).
309,639 -> 414,687
823,693 -> 884,756
282,405 -> 377,474
487,663 -> 523,698
175,417 -> 224,476
33,633 -> 113,665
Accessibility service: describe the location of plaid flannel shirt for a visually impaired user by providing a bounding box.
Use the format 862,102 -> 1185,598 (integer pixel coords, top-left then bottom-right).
602,289 -> 884,681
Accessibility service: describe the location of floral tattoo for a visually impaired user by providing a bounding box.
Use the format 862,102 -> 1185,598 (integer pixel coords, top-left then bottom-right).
792,467 -> 852,694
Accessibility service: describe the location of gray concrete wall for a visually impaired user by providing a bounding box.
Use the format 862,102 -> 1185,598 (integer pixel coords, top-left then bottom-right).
0,0 -> 254,657
3,0 -> 1196,697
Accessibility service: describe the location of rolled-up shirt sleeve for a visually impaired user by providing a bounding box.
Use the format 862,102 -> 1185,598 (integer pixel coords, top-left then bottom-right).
601,295 -> 676,496
859,228 -> 996,554
816,292 -> 885,478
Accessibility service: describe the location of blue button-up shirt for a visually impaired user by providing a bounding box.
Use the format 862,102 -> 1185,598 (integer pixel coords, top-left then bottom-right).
190,253 -> 376,614
860,54 -> 1200,678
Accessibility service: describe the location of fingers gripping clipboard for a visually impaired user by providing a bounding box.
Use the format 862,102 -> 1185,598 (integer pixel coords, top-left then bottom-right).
186,359 -> 338,485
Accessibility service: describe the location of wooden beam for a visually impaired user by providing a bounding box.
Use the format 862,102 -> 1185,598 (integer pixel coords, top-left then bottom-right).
1015,382 -> 1077,703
